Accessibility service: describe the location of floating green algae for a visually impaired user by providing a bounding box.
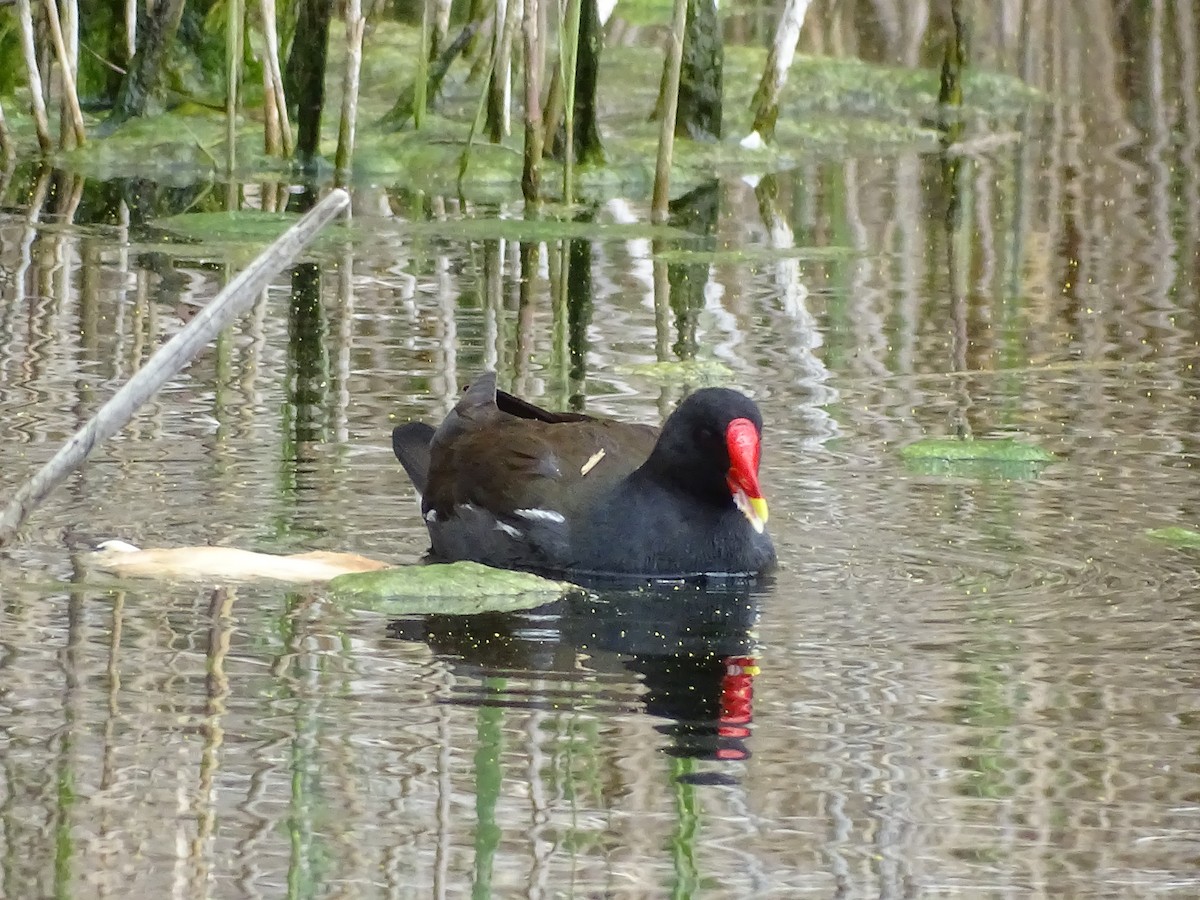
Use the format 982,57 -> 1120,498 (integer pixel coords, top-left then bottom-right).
154,210 -> 302,242
329,561 -> 579,615
900,438 -> 1056,479
1146,527 -> 1200,549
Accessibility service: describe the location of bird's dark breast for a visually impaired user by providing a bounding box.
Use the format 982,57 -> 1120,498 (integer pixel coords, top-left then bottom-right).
568,480 -> 777,577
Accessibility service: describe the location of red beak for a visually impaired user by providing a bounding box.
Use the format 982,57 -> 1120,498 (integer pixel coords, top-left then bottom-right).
725,418 -> 768,532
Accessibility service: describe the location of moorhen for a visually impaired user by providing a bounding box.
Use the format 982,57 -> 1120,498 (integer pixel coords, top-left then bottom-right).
391,372 -> 776,578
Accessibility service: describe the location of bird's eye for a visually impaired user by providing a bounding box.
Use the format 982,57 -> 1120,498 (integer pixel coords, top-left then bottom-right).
694,425 -> 717,444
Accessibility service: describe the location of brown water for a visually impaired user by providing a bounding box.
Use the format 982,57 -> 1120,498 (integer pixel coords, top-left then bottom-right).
3,4 -> 1200,898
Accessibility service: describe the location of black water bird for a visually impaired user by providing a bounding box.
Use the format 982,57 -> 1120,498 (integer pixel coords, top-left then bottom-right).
392,372 -> 775,578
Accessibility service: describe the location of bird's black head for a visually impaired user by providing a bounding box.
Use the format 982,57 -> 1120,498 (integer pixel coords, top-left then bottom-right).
647,388 -> 768,530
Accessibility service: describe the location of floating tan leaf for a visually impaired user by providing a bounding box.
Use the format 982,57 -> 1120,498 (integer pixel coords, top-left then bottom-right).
90,540 -> 389,583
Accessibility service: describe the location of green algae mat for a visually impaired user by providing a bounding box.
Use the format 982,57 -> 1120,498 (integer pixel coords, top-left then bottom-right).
900,438 -> 1057,479
329,561 -> 580,615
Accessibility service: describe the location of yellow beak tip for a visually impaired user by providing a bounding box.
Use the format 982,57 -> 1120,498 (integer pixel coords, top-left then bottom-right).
750,496 -> 769,525
735,493 -> 769,532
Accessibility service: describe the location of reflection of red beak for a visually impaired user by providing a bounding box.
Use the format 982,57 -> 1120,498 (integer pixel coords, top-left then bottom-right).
717,656 -> 758,759
726,418 -> 768,533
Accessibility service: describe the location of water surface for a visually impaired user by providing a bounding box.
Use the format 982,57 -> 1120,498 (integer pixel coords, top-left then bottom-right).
2,4 -> 1200,897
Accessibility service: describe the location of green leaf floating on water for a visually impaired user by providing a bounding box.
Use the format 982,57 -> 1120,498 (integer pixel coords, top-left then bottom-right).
1146,527 -> 1200,548
328,561 -> 579,616
900,438 -> 1056,479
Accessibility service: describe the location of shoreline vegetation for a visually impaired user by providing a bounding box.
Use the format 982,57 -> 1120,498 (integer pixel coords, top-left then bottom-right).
0,1 -> 1036,200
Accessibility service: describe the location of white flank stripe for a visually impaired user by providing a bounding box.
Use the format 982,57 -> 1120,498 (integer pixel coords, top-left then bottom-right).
514,508 -> 565,523
494,521 -> 522,538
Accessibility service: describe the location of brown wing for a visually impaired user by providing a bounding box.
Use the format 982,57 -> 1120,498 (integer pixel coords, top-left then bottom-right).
426,416 -> 658,519
424,372 -> 659,520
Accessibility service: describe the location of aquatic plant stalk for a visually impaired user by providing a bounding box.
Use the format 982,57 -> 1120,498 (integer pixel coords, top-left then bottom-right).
938,0 -> 968,241
677,0 -> 723,140
742,0 -> 811,146
0,99 -> 13,164
431,0 -> 452,60
521,0 -> 543,204
0,189 -> 352,549
458,13 -> 504,189
550,242 -> 569,392
64,0 -> 79,67
59,0 -> 82,148
16,0 -> 53,152
938,0 -> 967,112
291,0 -> 334,166
260,0 -> 293,156
262,52 -> 281,154
226,0 -> 244,175
652,0 -> 688,222
336,0 -> 366,177
415,0 -> 430,128
559,0 -> 581,202
567,0 -> 605,164
125,0 -> 137,58
486,0 -> 514,141
109,0 -> 187,125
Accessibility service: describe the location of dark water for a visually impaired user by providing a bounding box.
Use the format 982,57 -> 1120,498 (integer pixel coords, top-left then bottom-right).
3,4 -> 1200,898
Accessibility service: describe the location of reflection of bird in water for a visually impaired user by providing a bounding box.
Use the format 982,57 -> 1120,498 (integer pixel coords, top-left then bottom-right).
630,652 -> 759,775
386,581 -> 768,778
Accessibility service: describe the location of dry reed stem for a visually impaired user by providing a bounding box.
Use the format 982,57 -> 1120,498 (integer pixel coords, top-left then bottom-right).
336,0 -> 366,178
260,0 -> 293,156
651,0 -> 687,222
43,0 -> 88,147
16,0 -> 53,152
